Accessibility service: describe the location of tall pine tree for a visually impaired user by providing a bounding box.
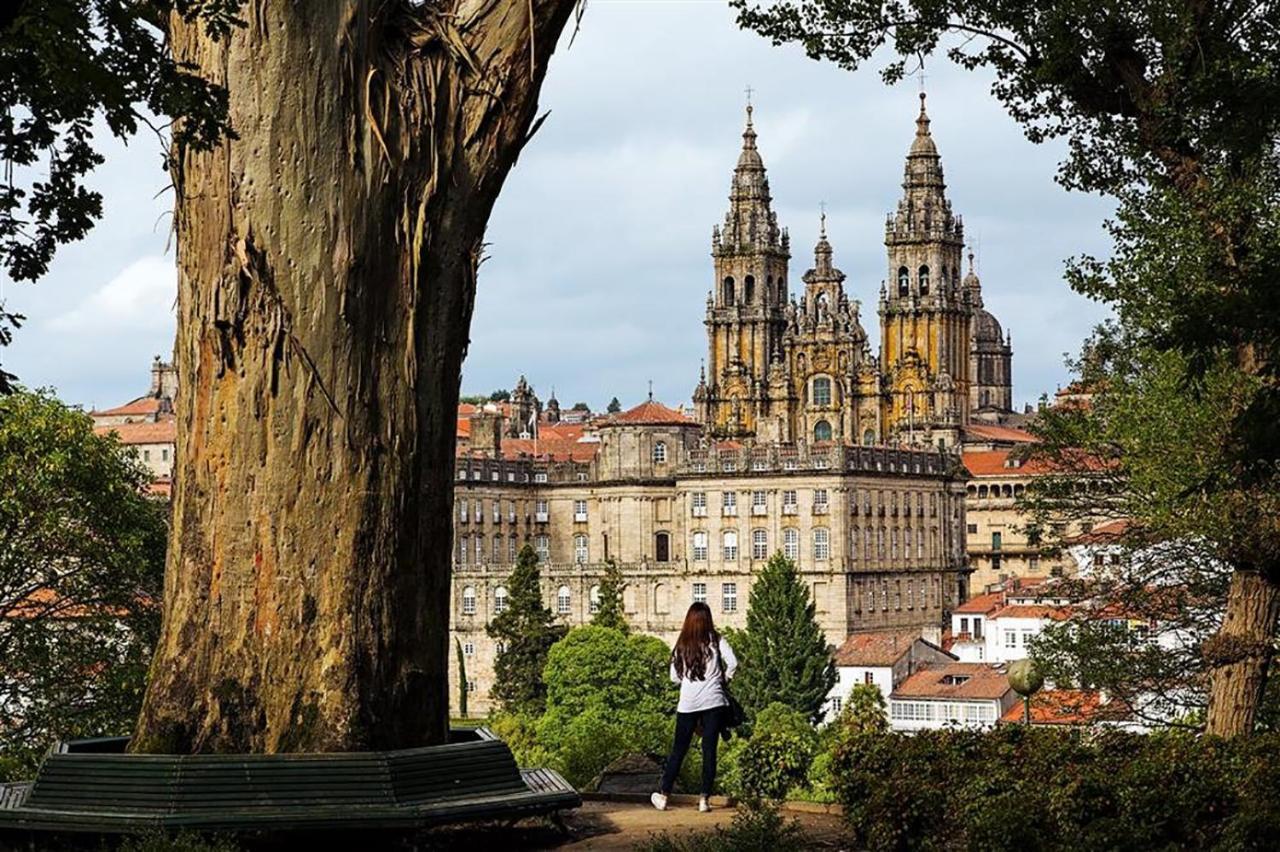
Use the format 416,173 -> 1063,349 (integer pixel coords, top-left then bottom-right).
731,553 -> 836,724
487,544 -> 566,714
591,558 -> 628,633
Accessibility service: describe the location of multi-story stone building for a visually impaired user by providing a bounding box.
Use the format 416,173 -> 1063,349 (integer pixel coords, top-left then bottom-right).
451,401 -> 970,713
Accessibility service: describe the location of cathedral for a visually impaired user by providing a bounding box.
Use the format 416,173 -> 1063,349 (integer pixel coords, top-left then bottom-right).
694,94 -> 1014,449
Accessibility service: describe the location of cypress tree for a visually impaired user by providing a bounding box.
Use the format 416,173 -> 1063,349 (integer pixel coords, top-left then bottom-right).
488,544 -> 567,714
731,552 -> 836,724
455,638 -> 469,719
591,558 -> 628,633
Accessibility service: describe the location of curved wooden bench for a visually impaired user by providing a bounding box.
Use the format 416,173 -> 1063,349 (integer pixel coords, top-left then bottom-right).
0,729 -> 578,836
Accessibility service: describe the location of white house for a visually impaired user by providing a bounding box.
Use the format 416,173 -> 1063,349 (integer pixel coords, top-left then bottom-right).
827,630 -> 955,719
889,662 -> 1017,732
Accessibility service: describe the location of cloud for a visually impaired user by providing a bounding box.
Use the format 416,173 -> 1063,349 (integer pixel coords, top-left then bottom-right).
48,255 -> 176,332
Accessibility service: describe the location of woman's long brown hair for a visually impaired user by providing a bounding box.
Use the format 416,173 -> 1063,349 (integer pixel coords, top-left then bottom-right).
672,602 -> 719,681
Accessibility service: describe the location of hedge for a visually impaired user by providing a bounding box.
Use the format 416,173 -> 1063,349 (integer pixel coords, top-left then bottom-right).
831,726 -> 1280,851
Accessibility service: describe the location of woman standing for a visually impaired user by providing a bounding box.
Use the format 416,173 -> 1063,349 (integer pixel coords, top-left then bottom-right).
651,602 -> 737,813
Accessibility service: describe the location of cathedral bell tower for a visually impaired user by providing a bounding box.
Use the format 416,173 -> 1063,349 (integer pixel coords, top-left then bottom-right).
879,94 -> 972,447
701,103 -> 790,438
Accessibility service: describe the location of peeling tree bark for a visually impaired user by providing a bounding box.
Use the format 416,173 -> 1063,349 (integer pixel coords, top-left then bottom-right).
133,0 -> 579,754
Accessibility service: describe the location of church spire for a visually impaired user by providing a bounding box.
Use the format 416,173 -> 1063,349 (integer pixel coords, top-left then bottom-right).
716,101 -> 786,256
887,91 -> 963,248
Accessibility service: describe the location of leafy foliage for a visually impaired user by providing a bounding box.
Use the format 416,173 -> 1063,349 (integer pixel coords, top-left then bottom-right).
532,625 -> 677,786
0,1 -> 242,390
486,544 -> 566,715
590,558 -> 628,632
0,389 -> 167,772
734,702 -> 818,802
606,397 -> 621,414
830,726 -> 1280,852
729,553 -> 836,724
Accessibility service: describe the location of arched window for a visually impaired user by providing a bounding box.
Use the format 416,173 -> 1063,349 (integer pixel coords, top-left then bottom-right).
655,531 -> 671,562
752,528 -> 768,560
978,485 -> 989,499
918,265 -> 930,295
653,441 -> 667,464
813,420 -> 833,442
723,530 -> 739,561
692,531 -> 708,561
557,585 -> 571,615
811,376 -> 832,406
589,585 -> 601,614
863,428 -> 875,446
494,586 -> 509,614
966,485 -> 977,497
897,266 -> 909,296
723,276 -> 735,306
783,527 -> 799,560
574,533 -> 588,564
744,274 -> 755,303
813,528 -> 830,560
654,583 -> 670,614
461,586 -> 476,615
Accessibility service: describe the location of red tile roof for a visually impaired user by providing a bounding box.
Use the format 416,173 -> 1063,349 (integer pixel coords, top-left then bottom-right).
833,630 -> 926,667
998,689 -> 1125,725
95,420 -> 177,445
953,590 -> 1005,615
963,424 -> 1036,444
893,663 -> 1012,701
1064,519 -> 1132,545
91,397 -> 163,417
609,399 -> 694,426
991,604 -> 1072,621
963,449 -> 1056,477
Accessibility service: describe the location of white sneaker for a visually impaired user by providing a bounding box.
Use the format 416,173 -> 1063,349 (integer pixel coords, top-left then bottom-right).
650,792 -> 668,811
699,796 -> 711,813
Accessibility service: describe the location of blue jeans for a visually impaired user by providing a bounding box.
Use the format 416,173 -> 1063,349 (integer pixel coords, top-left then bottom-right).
659,706 -> 724,797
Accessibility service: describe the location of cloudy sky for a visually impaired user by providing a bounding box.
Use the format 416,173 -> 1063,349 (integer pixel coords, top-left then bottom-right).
1,0 -> 1112,413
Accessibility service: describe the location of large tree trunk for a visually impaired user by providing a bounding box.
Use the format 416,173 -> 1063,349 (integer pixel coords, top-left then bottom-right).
133,0 -> 578,754
1204,568 -> 1280,737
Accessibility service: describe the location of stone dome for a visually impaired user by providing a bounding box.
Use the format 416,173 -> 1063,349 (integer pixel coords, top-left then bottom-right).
974,309 -> 1004,344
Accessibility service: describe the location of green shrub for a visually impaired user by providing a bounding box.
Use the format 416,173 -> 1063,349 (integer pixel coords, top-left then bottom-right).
829,727 -> 1280,851
735,703 -> 817,801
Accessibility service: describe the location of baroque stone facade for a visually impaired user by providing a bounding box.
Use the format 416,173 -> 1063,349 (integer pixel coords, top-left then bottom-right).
450,399 -> 969,715
694,95 -> 1014,449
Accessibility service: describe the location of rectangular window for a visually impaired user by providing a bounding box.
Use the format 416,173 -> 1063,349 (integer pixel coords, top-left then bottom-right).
474,500 -> 482,523
491,469 -> 500,481
967,523 -> 978,534
493,502 -> 501,523
463,642 -> 474,656
692,532 -> 708,562
751,457 -> 768,472
692,582 -> 707,604
458,536 -> 468,564
535,534 -> 550,562
813,528 -> 830,560
535,499 -> 549,522
992,531 -> 1002,551
573,499 -> 588,522
472,469 -> 481,480
574,535 -> 588,564
813,489 -> 829,513
722,491 -> 737,515
782,490 -> 798,514
508,536 -> 517,561
692,492 -> 708,516
458,499 -> 468,522
830,696 -> 842,714
722,582 -> 738,613
534,471 -> 548,483
161,448 -> 169,461
864,672 -> 874,685
751,490 -> 767,515
722,459 -> 737,472
1005,630 -> 1017,648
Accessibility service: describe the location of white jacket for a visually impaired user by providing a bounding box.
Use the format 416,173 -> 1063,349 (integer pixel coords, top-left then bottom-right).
670,636 -> 738,713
